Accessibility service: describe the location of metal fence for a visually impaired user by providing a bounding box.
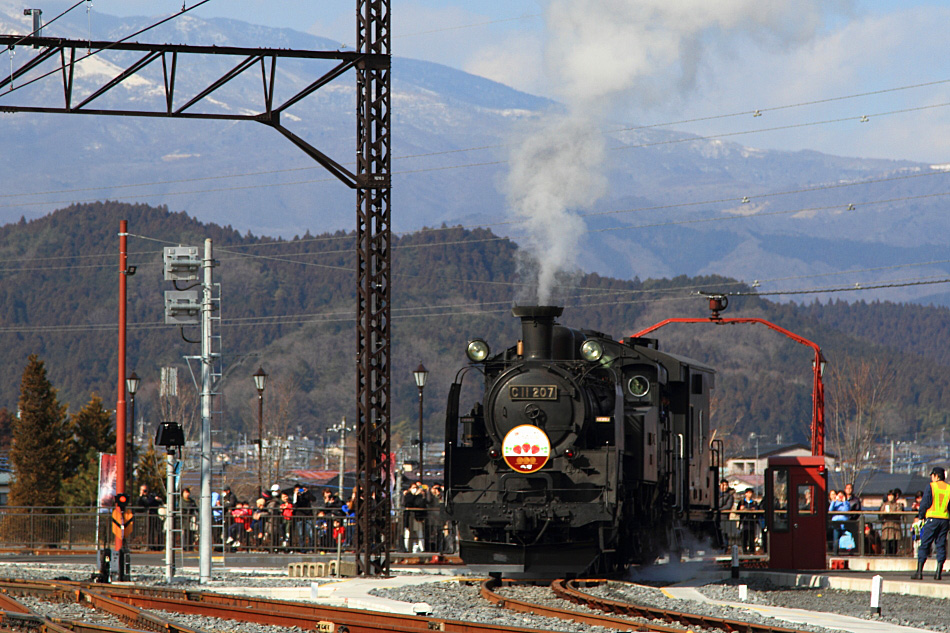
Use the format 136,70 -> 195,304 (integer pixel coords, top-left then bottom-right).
720,509 -> 922,557
0,506 -> 455,554
0,506 -> 921,558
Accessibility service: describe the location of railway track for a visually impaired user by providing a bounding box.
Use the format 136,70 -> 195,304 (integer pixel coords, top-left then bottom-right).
0,577 -> 630,633
481,577 -> 816,633
0,576 -> 826,633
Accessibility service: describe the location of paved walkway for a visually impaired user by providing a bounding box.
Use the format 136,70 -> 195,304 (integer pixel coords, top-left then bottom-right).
205,569 -> 461,615
663,583 -> 934,633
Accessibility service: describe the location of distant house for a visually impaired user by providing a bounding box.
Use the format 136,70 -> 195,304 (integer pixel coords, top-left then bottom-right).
725,443 -> 835,479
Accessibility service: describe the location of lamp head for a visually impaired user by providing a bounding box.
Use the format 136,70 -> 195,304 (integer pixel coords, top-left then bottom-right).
126,371 -> 141,396
413,362 -> 428,389
253,366 -> 268,394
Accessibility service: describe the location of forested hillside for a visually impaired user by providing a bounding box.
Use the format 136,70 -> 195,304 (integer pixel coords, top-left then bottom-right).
0,202 -> 948,453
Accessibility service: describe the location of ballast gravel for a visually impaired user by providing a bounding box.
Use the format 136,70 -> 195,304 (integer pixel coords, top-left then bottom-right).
370,581 -> 841,633
2,562 -> 948,633
698,578 -> 950,633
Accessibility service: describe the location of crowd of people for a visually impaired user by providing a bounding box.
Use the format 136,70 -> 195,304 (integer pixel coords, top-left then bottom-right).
401,481 -> 454,554
718,481 -> 763,554
132,479 -> 454,554
718,477 -> 942,559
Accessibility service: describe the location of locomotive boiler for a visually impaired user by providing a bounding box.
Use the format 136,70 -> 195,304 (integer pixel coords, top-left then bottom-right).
443,305 -> 721,577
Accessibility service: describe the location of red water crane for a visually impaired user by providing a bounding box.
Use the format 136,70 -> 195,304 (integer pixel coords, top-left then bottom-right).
631,295 -> 826,456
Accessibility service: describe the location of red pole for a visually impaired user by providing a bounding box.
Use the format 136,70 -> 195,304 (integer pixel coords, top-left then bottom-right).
115,220 -> 128,551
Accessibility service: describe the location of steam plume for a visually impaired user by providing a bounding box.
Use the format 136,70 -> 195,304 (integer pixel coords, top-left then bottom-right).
507,0 -> 842,304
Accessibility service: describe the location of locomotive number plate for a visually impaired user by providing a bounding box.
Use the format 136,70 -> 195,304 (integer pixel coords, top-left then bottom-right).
509,385 -> 558,400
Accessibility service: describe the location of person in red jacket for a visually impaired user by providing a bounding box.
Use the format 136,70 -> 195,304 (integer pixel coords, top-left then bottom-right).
279,492 -> 295,550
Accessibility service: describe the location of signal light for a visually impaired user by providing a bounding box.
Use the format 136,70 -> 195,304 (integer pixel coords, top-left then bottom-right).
564,448 -> 576,459
116,493 -> 129,510
488,447 -> 501,460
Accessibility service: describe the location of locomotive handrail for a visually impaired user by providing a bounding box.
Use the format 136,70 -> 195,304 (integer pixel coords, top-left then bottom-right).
631,310 -> 826,456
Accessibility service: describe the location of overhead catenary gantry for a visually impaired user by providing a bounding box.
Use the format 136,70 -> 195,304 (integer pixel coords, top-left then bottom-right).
0,0 -> 392,576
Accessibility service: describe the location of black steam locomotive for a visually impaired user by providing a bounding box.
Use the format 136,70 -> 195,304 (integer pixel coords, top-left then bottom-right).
443,306 -> 721,576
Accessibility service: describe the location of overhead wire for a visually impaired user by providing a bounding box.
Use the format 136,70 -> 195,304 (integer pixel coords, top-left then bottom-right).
613,101 -> 950,152
3,264 -> 949,335
0,0 -> 215,97
612,77 -> 950,133
5,193 -> 950,296
11,269 -> 949,335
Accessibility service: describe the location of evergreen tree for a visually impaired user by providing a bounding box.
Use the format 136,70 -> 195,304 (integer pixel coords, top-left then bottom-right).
136,440 -> 166,497
0,407 -> 13,451
10,355 -> 67,508
62,394 -> 116,507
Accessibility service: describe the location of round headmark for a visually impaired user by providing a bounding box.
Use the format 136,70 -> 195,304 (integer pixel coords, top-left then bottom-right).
502,424 -> 551,473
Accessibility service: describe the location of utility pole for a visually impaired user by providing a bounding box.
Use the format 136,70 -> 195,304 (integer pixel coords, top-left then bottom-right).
199,239 -> 214,583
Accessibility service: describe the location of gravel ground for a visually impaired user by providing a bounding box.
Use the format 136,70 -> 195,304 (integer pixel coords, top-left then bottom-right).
371,581 -> 626,633
698,578 -> 950,633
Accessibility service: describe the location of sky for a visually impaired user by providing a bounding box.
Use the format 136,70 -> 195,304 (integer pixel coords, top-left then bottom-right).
73,0 -> 950,165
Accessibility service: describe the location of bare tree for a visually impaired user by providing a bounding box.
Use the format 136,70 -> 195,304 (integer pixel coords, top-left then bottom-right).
710,390 -> 744,459
157,368 -> 200,443
827,356 -> 897,494
261,374 -> 303,487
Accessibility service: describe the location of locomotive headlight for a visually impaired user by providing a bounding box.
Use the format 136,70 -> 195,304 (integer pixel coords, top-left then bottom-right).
580,339 -> 604,362
466,338 -> 490,362
627,375 -> 650,398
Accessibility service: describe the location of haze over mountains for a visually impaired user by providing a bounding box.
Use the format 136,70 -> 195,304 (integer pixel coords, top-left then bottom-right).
2,2 -> 949,305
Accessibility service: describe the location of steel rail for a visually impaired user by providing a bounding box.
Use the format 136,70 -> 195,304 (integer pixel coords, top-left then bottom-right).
0,584 -> 149,633
0,579 -> 577,633
73,589 -> 202,633
0,581 -> 201,633
480,578 -> 683,633
0,590 -> 32,614
556,579 -> 813,633
0,612 -> 71,633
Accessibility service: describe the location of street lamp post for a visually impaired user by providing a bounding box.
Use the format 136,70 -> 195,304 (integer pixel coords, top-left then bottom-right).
253,366 -> 268,499
125,371 -> 140,495
413,363 -> 428,484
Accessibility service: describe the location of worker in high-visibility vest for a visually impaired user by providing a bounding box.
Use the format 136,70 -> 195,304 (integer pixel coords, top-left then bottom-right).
912,466 -> 950,580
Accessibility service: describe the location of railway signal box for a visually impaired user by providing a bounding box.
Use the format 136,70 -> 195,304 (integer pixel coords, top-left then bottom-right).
765,456 -> 828,570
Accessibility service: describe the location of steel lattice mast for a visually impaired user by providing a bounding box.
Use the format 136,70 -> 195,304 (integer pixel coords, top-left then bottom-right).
0,1 -> 393,575
355,0 -> 392,577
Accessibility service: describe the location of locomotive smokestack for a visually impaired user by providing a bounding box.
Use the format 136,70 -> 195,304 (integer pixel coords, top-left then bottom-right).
512,305 -> 563,360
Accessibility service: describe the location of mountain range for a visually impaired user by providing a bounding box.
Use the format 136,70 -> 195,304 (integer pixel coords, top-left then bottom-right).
1,2 -> 949,306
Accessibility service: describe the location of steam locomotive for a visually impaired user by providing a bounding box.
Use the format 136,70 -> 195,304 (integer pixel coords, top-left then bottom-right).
443,306 -> 722,577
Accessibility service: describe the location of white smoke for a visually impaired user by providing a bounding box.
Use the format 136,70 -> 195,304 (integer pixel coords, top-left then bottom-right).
507,0 -> 846,303
507,115 -> 606,305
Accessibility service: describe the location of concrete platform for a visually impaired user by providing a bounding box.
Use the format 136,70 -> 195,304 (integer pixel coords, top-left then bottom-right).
204,571 -> 464,616
309,573 -> 463,614
742,569 -> 950,600
663,584 -> 934,633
